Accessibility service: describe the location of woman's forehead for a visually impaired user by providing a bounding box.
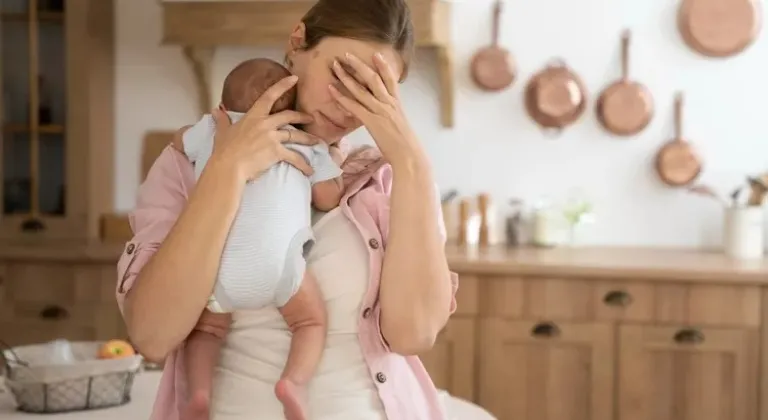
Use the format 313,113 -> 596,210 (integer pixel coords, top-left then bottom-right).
316,37 -> 404,78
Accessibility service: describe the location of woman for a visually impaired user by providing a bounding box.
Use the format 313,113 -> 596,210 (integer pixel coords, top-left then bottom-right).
116,0 -> 489,418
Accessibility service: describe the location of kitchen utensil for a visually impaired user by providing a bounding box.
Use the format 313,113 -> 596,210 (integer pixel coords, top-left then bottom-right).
505,198 -> 525,247
596,30 -> 654,136
654,92 -> 702,187
470,0 -> 516,91
723,206 -> 764,259
678,0 -> 762,58
747,177 -> 768,206
524,59 -> 588,135
688,184 -> 728,206
458,199 -> 470,246
478,193 -> 491,247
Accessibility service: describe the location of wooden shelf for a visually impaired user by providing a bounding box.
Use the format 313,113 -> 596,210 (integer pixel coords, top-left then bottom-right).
0,11 -> 64,23
3,123 -> 65,134
161,0 -> 455,127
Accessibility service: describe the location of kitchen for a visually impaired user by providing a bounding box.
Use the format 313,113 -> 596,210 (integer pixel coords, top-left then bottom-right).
1,0 -> 768,419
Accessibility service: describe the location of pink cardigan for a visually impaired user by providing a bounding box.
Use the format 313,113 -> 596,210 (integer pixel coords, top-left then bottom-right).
116,145 -> 459,419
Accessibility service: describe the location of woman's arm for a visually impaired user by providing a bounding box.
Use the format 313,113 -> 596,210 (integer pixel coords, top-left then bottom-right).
378,149 -> 454,355
121,149 -> 245,361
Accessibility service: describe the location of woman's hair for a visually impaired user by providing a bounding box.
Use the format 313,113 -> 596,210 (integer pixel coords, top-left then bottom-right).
300,0 -> 415,81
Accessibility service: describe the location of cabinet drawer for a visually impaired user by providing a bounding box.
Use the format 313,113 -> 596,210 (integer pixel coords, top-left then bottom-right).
481,277 -> 760,327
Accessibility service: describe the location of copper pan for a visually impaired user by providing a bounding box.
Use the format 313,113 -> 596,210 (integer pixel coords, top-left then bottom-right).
596,30 -> 654,137
470,0 -> 516,91
678,0 -> 763,58
524,59 -> 587,136
654,92 -> 702,187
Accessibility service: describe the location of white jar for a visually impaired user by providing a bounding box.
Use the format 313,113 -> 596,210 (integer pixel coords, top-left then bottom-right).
723,206 -> 764,260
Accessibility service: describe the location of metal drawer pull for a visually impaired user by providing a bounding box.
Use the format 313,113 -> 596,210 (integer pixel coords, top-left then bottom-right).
20,218 -> 46,232
39,305 -> 68,320
603,290 -> 633,307
531,322 -> 560,338
673,328 -> 705,344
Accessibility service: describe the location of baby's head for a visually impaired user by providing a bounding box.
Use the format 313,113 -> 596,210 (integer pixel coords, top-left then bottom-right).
220,58 -> 296,114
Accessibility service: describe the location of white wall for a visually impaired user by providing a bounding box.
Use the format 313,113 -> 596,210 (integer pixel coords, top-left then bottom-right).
115,0 -> 768,248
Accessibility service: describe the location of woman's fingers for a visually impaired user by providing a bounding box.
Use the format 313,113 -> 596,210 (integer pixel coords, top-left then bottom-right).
343,53 -> 392,103
279,147 -> 314,177
332,60 -> 379,112
328,84 -> 370,121
372,52 -> 399,97
211,108 -> 232,132
246,75 -> 299,117
273,127 -> 322,146
263,110 -> 314,131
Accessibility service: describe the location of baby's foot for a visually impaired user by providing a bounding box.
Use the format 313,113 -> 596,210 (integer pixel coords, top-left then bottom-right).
275,378 -> 308,420
182,390 -> 210,420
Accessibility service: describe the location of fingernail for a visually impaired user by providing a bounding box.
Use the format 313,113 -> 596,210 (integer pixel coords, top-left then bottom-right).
345,52 -> 351,60
289,75 -> 298,81
332,60 -> 340,68
375,52 -> 383,60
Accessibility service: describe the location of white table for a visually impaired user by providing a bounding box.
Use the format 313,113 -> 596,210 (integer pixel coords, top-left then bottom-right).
1,372 -> 495,419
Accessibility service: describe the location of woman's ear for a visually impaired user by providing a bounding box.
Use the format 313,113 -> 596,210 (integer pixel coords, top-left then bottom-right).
286,22 -> 306,55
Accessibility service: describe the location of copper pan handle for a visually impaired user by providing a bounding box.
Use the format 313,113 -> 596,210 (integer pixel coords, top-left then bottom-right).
674,92 -> 684,140
621,29 -> 631,80
491,0 -> 503,46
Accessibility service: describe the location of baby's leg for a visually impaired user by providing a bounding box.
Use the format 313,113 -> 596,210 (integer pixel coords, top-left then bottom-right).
182,310 -> 232,420
275,271 -> 327,420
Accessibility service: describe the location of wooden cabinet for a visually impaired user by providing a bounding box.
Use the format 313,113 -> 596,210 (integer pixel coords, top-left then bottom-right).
0,0 -> 115,241
418,246 -> 768,420
0,243 -> 125,347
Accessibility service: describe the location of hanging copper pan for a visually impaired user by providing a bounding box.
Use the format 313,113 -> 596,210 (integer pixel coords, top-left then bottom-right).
524,59 -> 587,135
654,92 -> 702,187
678,0 -> 763,58
596,30 -> 654,137
470,0 -> 516,91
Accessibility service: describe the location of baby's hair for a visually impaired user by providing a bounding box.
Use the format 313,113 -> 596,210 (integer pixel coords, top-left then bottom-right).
221,58 -> 296,113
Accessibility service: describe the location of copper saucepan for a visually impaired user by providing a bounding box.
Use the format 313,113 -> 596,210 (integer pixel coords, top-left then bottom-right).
678,0 -> 763,58
470,0 -> 516,91
596,30 -> 654,137
654,92 -> 702,187
524,59 -> 587,135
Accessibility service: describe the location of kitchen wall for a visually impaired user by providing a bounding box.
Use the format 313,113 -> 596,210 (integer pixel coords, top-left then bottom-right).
115,0 -> 768,248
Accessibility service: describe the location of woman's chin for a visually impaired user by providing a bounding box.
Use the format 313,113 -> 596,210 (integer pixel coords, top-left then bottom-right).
304,121 -> 347,143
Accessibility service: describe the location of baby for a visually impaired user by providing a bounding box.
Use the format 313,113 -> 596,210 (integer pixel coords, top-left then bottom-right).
179,58 -> 345,420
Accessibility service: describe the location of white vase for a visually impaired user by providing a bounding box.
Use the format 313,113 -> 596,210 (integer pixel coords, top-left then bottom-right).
723,206 -> 764,260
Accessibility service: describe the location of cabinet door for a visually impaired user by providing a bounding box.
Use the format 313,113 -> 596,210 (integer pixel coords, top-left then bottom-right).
419,317 -> 476,402
618,325 -> 758,420
478,318 -> 614,420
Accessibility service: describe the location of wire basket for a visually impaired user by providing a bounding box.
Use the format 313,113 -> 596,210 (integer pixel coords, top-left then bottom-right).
0,339 -> 143,413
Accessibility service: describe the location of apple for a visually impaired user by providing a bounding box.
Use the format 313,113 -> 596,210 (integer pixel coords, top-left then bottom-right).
97,339 -> 136,359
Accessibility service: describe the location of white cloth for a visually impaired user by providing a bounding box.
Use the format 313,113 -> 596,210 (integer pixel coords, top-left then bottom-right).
210,208 -> 387,419
182,112 -> 342,311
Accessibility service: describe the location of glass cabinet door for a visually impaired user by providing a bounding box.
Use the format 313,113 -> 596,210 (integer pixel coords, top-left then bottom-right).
1,0 -> 66,235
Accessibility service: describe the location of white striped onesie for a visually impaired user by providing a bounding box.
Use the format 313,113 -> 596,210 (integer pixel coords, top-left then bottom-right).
182,112 -> 342,312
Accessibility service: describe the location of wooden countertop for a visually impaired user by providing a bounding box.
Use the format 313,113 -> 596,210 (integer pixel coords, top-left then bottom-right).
0,241 -> 124,263
446,244 -> 768,285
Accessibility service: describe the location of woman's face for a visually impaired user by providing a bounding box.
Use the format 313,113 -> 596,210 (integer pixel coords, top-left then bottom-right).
286,25 -> 404,144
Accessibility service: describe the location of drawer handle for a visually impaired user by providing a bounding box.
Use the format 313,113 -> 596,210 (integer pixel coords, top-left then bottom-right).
531,322 -> 560,338
673,328 -> 705,344
603,290 -> 633,307
20,218 -> 46,232
39,305 -> 69,320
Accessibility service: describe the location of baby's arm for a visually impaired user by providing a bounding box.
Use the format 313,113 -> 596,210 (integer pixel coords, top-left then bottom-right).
310,143 -> 346,211
311,179 -> 345,211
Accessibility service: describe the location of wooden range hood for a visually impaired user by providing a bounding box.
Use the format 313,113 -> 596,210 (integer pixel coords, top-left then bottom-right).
161,0 -> 455,127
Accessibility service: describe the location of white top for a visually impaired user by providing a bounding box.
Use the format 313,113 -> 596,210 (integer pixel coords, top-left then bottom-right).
209,208 -> 387,419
